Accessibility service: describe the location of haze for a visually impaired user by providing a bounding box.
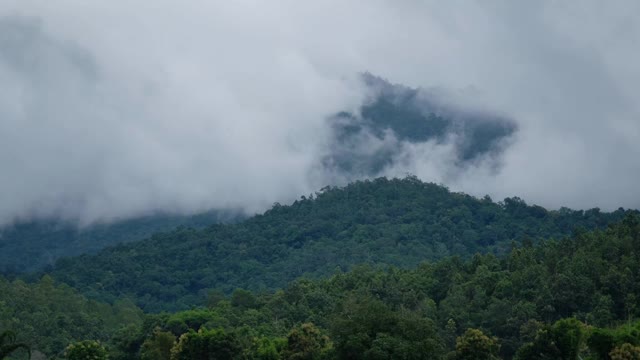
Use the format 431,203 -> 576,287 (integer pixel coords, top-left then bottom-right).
1,0 -> 639,225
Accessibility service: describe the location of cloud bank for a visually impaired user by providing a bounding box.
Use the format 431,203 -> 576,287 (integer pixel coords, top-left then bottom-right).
1,1 -> 639,224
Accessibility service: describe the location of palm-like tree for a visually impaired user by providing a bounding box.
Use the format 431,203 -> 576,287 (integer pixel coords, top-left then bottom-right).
0,331 -> 30,359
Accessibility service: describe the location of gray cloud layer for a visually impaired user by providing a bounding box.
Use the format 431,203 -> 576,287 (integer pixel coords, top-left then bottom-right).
1,1 -> 639,224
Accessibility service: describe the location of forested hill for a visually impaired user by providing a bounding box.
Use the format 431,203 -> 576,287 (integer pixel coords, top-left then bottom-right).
50,177 -> 634,312
7,214 -> 640,359
0,210 -> 242,273
104,215 -> 640,360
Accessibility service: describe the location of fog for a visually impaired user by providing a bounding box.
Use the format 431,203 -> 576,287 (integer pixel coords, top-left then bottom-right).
1,1 -> 639,225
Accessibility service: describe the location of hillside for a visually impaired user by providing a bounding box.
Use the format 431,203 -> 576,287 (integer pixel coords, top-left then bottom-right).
49,177 -> 633,311
109,215 -> 640,359
0,210 -> 242,273
21,213 -> 640,359
0,274 -> 143,357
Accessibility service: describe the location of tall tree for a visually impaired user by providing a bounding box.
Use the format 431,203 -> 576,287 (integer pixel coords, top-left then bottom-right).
454,328 -> 500,360
0,331 -> 30,360
64,340 -> 108,360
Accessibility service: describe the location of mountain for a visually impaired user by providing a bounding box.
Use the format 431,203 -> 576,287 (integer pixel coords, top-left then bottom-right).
322,73 -> 517,178
49,177 -> 633,312
0,74 -> 517,275
0,210 -> 242,273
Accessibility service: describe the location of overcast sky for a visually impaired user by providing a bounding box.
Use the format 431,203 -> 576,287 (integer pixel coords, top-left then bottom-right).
1,1 -> 639,225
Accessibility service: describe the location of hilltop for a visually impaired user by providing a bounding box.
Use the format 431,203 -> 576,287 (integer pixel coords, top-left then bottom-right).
49,177 -> 632,311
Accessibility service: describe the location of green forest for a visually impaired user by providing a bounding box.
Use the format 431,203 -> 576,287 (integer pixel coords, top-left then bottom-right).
2,177 -> 640,359
0,210 -> 242,274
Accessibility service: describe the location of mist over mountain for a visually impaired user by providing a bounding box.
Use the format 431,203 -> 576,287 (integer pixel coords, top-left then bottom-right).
0,72 -> 518,272
2,1 -> 640,226
0,15 -> 514,227
322,73 -> 517,181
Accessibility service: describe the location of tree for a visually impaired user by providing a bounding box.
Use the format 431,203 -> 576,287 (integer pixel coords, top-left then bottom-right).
587,328 -> 617,360
454,328 -> 500,360
0,331 -> 30,359
283,323 -> 331,360
170,328 -> 241,360
551,318 -> 585,360
231,289 -> 257,309
516,319 -> 585,360
610,343 -> 640,360
141,329 -> 175,360
254,337 -> 286,360
64,340 -> 108,360
516,329 -> 561,360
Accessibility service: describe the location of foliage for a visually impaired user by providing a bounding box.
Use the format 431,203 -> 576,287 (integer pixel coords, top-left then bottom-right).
140,329 -> 175,360
0,330 -> 30,359
42,213 -> 630,360
64,340 -> 108,360
0,210 -> 241,274
49,177 -> 633,311
454,328 -> 499,360
587,321 -> 640,359
0,275 -> 142,357
4,177 -> 640,359
170,328 -> 242,360
610,343 -> 640,360
282,323 -> 331,360
515,318 -> 585,360
4,213 -> 640,359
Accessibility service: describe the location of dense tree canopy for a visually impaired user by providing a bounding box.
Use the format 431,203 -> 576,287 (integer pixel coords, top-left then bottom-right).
0,275 -> 143,357
32,213 -> 637,359
64,340 -> 108,360
0,210 -> 241,273
0,330 -> 30,360
49,177 -> 633,311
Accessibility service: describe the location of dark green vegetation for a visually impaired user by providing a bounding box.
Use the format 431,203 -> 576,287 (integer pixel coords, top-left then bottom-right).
0,210 -> 241,273
0,331 -> 30,360
112,215 -> 640,359
64,340 -> 109,360
323,74 -> 517,177
5,214 -> 640,359
49,177 -> 633,312
0,275 -> 142,357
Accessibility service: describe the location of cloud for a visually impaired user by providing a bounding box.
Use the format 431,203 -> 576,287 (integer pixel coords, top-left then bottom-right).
320,74 -> 518,183
0,9 -> 364,224
0,1 -> 639,225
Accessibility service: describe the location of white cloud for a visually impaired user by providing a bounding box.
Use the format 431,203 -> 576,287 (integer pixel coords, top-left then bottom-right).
0,0 -> 639,224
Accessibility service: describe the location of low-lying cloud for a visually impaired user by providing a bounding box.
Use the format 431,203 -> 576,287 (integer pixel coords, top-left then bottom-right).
321,74 -> 518,182
1,1 -> 639,225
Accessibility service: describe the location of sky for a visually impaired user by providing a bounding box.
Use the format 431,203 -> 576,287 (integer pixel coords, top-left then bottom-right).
0,1 -> 639,225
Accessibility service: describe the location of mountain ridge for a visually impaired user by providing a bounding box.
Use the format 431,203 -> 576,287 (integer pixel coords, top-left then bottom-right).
0,209 -> 243,273
47,176 -> 635,312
